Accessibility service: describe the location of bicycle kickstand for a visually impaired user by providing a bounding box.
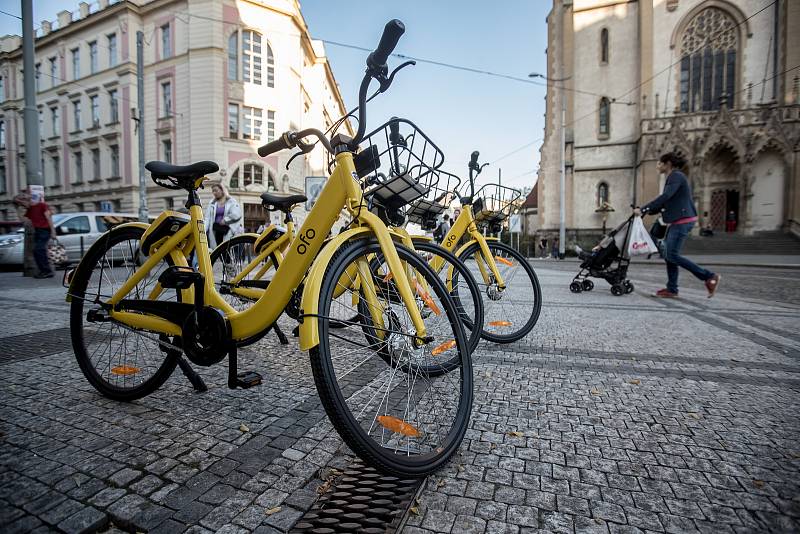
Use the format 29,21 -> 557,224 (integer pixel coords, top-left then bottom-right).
177,356 -> 208,392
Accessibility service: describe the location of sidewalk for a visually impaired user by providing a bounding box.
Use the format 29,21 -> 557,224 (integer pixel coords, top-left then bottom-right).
531,254 -> 800,269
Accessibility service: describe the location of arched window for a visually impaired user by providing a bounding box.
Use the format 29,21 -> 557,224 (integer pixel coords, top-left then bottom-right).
227,33 -> 238,81
597,182 -> 609,206
598,97 -> 610,137
679,8 -> 738,112
242,163 -> 263,186
266,45 -> 275,88
242,30 -> 262,85
600,28 -> 609,64
229,168 -> 239,189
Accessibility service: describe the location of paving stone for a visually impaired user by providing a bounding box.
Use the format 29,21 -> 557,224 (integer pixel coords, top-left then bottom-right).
57,506 -> 108,534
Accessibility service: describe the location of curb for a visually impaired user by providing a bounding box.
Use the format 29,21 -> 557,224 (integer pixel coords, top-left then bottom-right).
527,258 -> 800,270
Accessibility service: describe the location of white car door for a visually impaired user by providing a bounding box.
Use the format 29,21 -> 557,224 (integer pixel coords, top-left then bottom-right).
56,215 -> 93,262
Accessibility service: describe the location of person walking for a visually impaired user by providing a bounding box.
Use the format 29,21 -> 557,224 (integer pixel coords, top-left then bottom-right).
551,237 -> 560,259
23,194 -> 57,278
635,152 -> 721,298
436,213 -> 451,243
725,210 -> 737,233
205,183 -> 243,249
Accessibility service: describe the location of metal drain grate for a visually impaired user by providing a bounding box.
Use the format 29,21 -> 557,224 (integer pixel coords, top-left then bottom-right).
292,460 -> 422,534
0,327 -> 73,365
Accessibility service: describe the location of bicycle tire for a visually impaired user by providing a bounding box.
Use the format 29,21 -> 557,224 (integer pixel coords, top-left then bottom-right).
457,240 -> 542,344
70,225 -> 179,401
310,239 -> 473,477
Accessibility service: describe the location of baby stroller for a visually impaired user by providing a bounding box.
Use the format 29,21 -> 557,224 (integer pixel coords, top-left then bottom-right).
570,215 -> 635,296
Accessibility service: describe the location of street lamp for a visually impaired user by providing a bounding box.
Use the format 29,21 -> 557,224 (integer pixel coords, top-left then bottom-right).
530,72 -> 571,259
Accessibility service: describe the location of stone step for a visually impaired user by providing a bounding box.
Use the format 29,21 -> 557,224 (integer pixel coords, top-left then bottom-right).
683,231 -> 800,254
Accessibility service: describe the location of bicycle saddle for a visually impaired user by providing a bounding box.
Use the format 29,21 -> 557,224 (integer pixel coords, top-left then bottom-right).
260,191 -> 307,211
146,161 -> 220,181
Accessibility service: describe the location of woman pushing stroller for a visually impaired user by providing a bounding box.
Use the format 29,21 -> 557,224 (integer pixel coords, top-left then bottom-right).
634,152 -> 721,298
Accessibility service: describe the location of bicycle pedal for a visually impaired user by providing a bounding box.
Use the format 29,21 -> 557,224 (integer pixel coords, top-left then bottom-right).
158,265 -> 202,289
235,371 -> 262,389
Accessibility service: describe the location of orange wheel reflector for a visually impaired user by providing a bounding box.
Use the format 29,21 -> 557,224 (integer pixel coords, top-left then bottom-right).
382,271 -> 394,283
489,321 -> 513,327
377,415 -> 422,437
110,365 -> 139,376
414,279 -> 441,315
495,256 -> 514,267
431,339 -> 456,356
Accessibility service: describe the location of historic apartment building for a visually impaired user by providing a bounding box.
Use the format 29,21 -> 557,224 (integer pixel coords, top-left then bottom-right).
0,0 -> 349,230
536,0 -> 800,240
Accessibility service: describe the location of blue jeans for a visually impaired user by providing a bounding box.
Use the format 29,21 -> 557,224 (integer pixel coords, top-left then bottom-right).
33,228 -> 53,275
663,222 -> 713,293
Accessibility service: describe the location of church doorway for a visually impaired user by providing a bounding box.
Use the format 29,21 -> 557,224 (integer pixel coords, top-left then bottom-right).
710,189 -> 739,231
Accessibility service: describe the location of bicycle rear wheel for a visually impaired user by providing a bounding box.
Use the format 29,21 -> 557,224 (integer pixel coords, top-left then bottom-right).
69,225 -> 180,401
210,234 -> 277,311
458,240 -> 542,343
311,239 -> 473,477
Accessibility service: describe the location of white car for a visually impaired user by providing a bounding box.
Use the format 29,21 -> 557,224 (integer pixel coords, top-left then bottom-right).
0,212 -> 141,266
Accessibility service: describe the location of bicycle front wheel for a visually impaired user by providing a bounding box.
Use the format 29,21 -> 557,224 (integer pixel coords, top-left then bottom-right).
310,239 -> 473,477
458,240 -> 542,343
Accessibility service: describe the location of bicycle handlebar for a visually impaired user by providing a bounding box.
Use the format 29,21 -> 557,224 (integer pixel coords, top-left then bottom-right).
367,19 -> 405,73
257,128 -> 333,158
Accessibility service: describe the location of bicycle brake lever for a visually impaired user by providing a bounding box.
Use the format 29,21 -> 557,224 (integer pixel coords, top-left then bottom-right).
284,139 -> 317,169
285,151 -> 303,169
378,60 -> 416,92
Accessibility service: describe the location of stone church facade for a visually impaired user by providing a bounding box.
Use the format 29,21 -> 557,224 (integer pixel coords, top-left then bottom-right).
536,0 -> 800,240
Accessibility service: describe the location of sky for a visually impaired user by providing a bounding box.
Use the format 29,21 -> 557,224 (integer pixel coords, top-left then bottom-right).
0,0 -> 551,191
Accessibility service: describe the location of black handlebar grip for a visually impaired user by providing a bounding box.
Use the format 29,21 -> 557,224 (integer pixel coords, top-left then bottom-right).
368,19 -> 405,69
257,132 -> 294,157
470,151 -> 480,166
389,117 -> 401,143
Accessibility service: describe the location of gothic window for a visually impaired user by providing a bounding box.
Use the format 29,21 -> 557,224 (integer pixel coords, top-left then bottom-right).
679,7 -> 738,112
600,28 -> 609,64
597,182 -> 609,207
598,97 -> 610,137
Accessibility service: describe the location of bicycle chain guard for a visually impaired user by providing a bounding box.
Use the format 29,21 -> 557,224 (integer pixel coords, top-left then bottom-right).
182,307 -> 229,366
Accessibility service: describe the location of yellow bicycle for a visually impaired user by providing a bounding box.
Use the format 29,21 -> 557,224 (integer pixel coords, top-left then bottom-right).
66,20 -> 472,477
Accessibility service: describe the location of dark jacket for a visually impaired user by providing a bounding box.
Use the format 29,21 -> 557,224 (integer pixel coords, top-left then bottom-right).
641,170 -> 697,223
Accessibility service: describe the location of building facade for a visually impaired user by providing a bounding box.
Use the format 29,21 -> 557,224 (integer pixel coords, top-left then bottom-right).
0,0 -> 350,230
536,0 -> 800,241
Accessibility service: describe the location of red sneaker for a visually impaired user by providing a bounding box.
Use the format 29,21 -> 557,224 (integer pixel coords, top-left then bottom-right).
654,288 -> 678,298
705,274 -> 721,298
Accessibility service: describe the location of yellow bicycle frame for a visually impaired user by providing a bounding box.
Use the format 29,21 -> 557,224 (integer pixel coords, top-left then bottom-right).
94,151 -> 428,350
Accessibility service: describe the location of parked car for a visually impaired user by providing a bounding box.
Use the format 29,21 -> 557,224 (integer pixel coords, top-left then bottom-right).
0,212 -> 141,266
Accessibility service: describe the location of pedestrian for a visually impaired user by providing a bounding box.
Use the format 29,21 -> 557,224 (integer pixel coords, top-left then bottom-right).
539,236 -> 549,258
22,192 -> 57,278
725,210 -> 737,233
635,152 -> 721,298
436,213 -> 451,243
551,237 -> 559,259
205,183 -> 243,249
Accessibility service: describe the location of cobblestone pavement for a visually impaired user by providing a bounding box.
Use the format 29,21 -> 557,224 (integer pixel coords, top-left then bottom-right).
1,263 -> 799,533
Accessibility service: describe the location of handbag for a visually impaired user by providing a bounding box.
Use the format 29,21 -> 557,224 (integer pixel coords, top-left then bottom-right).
47,239 -> 68,266
649,217 -> 668,240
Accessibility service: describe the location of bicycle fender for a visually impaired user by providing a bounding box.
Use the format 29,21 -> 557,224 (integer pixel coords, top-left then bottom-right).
299,226 -> 373,351
65,222 -> 152,302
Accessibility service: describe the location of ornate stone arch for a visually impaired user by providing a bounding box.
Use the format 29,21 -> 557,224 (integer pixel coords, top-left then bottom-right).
669,0 -> 751,51
700,107 -> 747,161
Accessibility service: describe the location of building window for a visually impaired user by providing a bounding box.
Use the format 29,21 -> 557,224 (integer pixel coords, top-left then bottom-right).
50,106 -> 60,136
161,24 -> 172,58
228,104 -> 239,138
90,95 -> 100,127
109,90 -> 119,122
242,30 -> 262,85
110,145 -> 119,176
161,82 -> 172,117
39,109 -> 44,139
228,33 -> 238,80
0,76 -> 4,102
679,7 -> 738,112
71,48 -> 80,79
597,182 -> 609,207
229,168 -> 239,189
0,121 -> 4,148
89,41 -> 98,74
266,110 -> 275,142
242,106 -> 262,140
162,139 -> 172,163
598,97 -> 610,137
266,45 -> 275,88
35,62 -> 41,91
91,148 -> 100,180
600,28 -> 609,64
52,155 -> 60,185
0,166 -> 5,195
242,163 -> 263,186
49,57 -> 57,86
73,100 -> 82,130
108,34 -> 117,67
73,151 -> 83,183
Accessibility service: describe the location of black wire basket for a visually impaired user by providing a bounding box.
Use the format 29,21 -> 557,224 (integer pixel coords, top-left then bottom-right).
351,118 -> 445,214
471,183 -> 522,231
406,170 -> 462,230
